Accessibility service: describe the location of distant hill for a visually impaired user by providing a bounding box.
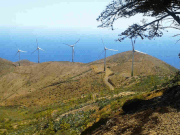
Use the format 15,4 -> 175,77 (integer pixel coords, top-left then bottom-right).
0,58 -> 15,71
0,61 -> 100,106
0,58 -> 16,77
90,51 -> 178,88
14,60 -> 36,66
91,51 -> 177,76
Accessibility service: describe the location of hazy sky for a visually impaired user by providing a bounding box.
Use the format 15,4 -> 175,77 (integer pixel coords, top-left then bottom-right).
1,0 -> 108,29
1,0 -> 178,34
0,0 -> 153,31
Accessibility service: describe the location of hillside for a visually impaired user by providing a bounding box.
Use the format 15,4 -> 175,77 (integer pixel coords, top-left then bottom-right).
82,74 -> 180,135
0,51 -> 179,135
0,61 -> 106,106
91,51 -> 177,76
0,51 -> 177,106
90,51 -> 177,88
13,60 -> 36,66
0,58 -> 16,78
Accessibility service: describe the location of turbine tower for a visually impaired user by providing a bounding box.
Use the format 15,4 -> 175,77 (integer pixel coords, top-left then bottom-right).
131,38 -> 147,77
15,48 -> 27,66
101,39 -> 118,72
179,53 -> 180,70
32,39 -> 44,63
63,39 -> 80,62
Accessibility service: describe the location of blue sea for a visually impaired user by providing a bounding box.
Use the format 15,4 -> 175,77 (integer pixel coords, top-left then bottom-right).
0,27 -> 179,69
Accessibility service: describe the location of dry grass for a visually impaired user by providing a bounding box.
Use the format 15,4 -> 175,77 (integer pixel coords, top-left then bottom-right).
0,61 -> 108,107
0,51 -> 177,108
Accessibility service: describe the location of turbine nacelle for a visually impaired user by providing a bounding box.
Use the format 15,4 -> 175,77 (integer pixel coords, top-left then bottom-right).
102,39 -> 118,52
17,49 -> 27,53
14,48 -> 27,65
63,39 -> 80,47
101,39 -> 118,72
32,39 -> 44,63
67,45 -> 74,47
16,49 -> 26,55
62,39 -> 80,62
104,46 -> 118,51
38,47 -> 45,51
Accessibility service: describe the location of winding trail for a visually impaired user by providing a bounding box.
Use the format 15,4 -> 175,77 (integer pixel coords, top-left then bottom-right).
91,65 -> 114,90
54,91 -> 136,122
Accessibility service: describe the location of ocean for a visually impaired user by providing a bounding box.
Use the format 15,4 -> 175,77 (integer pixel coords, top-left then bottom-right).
0,27 -> 179,69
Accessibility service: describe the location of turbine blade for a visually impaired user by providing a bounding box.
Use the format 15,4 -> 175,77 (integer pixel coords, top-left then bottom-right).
63,43 -> 72,47
106,48 -> 118,51
20,50 -> 27,52
15,43 -> 18,49
32,49 -> 37,54
36,39 -> 38,48
14,52 -> 19,57
39,48 -> 45,51
73,39 -> 80,46
98,50 -> 105,60
101,38 -> 105,46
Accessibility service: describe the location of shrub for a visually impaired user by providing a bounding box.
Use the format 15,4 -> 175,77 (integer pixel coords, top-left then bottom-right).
60,123 -> 70,130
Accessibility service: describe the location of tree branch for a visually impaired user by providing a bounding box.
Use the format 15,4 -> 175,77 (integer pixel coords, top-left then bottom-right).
165,8 -> 180,24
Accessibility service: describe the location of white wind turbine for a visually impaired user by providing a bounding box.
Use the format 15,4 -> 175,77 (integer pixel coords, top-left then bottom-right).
100,39 -> 118,72
14,48 -> 27,66
131,38 -> 147,77
32,39 -> 45,63
63,39 -> 80,62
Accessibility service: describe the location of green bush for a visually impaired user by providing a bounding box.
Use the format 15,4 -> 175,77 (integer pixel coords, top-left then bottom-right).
56,110 -> 96,133
60,123 -> 70,130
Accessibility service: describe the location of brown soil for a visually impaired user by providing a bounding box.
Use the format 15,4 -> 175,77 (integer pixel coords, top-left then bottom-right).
90,107 -> 180,135
82,85 -> 180,135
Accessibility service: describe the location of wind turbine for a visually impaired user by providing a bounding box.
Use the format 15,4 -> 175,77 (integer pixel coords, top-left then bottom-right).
131,38 -> 147,77
14,48 -> 27,66
100,39 -> 118,72
32,39 -> 45,63
63,39 -> 80,62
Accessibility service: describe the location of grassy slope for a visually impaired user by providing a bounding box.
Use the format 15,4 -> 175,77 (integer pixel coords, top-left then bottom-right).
0,61 -> 110,107
0,51 -> 178,134
14,60 -> 36,66
83,73 -> 180,135
0,58 -> 16,77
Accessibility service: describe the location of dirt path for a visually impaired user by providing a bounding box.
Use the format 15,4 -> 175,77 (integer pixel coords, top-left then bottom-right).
104,68 -> 114,90
54,104 -> 99,121
91,65 -> 115,90
54,91 -> 136,122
